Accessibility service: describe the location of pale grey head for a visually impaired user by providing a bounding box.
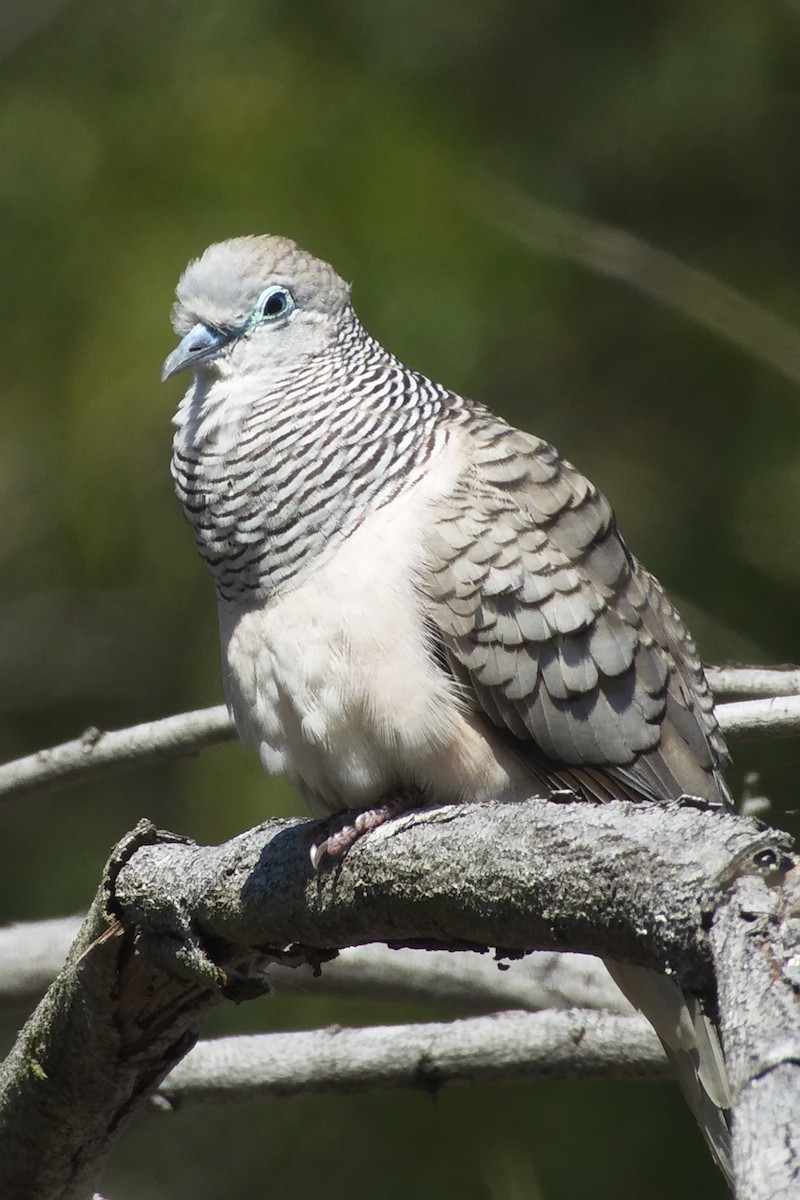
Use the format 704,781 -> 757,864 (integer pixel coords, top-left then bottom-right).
161,235 -> 353,384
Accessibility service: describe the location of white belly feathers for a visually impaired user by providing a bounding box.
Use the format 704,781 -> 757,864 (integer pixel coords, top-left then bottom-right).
218,447 -> 534,814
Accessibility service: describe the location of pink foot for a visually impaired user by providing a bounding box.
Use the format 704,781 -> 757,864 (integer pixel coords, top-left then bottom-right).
310,790 -> 423,869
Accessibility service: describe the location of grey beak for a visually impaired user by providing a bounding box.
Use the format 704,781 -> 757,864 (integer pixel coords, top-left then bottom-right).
161,323 -> 229,381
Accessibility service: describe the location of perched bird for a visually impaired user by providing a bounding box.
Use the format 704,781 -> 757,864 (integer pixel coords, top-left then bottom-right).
163,235 -> 732,1181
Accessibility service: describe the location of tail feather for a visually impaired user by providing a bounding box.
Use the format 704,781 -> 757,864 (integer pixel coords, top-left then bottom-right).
605,960 -> 733,1188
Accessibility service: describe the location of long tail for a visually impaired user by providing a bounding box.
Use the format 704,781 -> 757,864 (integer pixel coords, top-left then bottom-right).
605,960 -> 733,1188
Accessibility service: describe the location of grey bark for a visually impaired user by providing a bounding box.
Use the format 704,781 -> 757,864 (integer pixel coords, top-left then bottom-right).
710,867 -> 800,1199
0,800 -> 796,1200
156,1010 -> 667,1109
110,802 -> 781,992
0,826 -> 222,1200
705,665 -> 800,699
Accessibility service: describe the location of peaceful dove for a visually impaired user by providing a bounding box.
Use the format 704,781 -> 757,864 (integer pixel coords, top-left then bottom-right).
164,235 -> 733,1182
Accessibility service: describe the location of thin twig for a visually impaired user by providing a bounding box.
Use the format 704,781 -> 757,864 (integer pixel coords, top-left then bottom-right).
717,696 -> 800,741
0,915 -> 631,1017
0,706 -> 233,804
0,669 -> 797,806
155,1010 -> 667,1110
706,665 -> 800,699
0,916 -> 83,1011
484,180 -> 800,387
274,945 -> 632,1014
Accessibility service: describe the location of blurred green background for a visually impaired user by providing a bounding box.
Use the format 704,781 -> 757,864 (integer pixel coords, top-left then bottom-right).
2,1 -> 799,1196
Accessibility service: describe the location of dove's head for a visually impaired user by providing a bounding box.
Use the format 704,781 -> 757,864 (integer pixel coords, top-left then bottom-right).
162,235 -> 352,384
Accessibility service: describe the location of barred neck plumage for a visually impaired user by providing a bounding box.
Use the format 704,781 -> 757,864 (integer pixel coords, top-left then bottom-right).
171,314 -> 465,601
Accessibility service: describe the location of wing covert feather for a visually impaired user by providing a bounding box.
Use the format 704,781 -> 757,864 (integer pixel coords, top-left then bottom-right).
420,417 -> 728,805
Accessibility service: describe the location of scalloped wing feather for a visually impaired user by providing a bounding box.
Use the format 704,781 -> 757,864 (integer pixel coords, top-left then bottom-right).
420,416 -> 729,807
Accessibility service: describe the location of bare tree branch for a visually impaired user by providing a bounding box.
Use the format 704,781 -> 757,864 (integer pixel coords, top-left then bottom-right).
275,945 -> 633,1015
0,824 -> 224,1200
155,1010 -> 667,1110
706,665 -> 800,699
2,800 -> 793,1199
0,669 -> 796,806
715,696 -> 800,741
483,180 -> 800,387
92,801 -> 800,1200
709,862 -> 800,1200
0,706 -> 232,805
0,916 -> 83,1012
109,805 -> 777,987
0,915 -> 631,1016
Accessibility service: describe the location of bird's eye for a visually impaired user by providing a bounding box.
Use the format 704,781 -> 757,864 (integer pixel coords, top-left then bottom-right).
256,285 -> 295,322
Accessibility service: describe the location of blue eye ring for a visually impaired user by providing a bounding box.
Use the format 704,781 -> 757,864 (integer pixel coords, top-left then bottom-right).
255,285 -> 295,322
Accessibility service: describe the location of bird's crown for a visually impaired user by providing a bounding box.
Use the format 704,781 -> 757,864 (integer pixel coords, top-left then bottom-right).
171,234 -> 351,336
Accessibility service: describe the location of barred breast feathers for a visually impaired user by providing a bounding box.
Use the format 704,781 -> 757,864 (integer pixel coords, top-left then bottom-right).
171,316 -> 464,599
